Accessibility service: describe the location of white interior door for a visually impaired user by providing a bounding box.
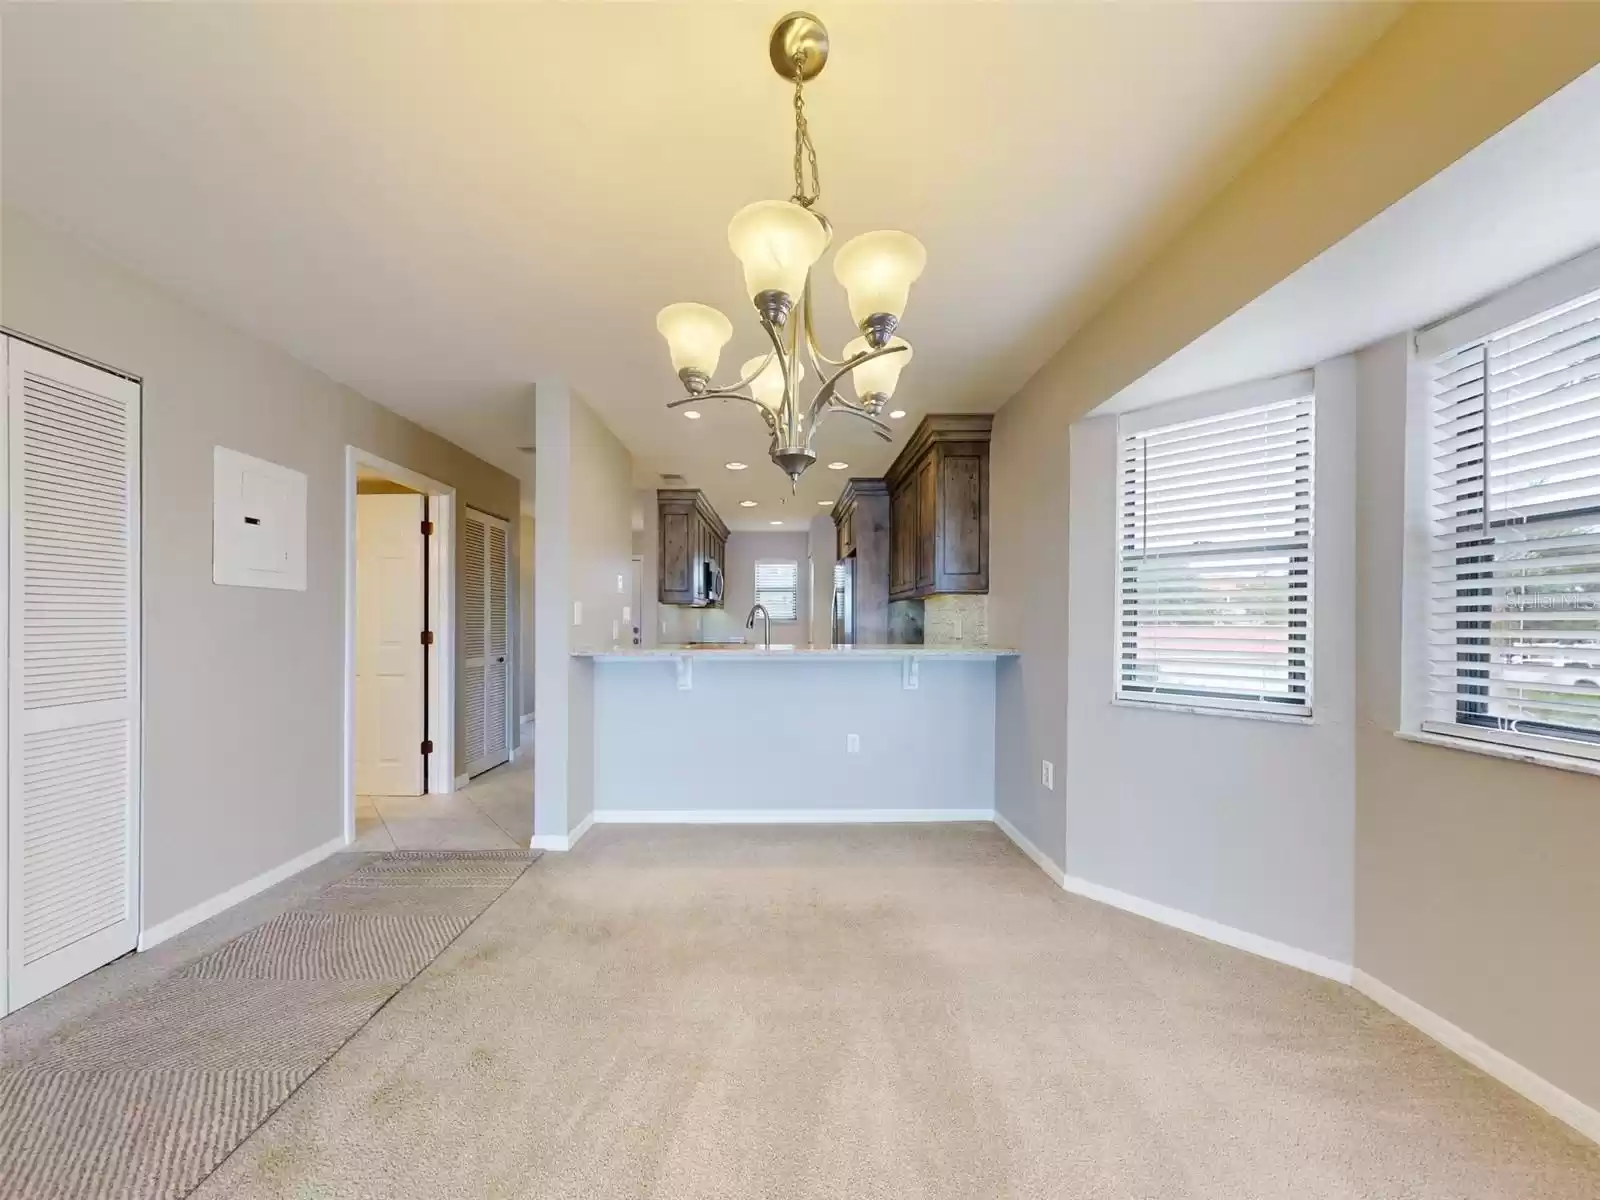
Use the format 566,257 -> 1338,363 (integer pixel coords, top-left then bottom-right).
355,493 -> 425,797
5,338 -> 140,1014
463,508 -> 510,777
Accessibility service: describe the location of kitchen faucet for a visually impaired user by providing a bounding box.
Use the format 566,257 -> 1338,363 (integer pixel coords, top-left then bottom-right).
745,603 -> 771,649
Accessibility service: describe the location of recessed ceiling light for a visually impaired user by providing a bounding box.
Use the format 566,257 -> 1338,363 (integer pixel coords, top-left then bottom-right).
740,500 -> 758,507
684,410 -> 701,420
769,520 -> 783,526
725,461 -> 748,470
817,500 -> 832,506
888,410 -> 906,420
827,462 -> 848,470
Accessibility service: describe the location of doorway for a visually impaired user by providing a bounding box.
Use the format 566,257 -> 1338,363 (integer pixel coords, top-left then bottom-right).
342,449 -> 455,845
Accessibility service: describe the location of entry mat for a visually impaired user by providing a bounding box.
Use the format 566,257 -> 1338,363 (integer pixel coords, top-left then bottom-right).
0,849 -> 538,1200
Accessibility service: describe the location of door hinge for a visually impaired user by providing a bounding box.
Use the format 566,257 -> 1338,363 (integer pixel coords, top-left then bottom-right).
420,520 -> 435,536
420,630 -> 435,645
420,739 -> 434,755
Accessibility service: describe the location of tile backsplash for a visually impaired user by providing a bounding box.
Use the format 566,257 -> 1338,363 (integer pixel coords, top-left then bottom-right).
923,593 -> 989,647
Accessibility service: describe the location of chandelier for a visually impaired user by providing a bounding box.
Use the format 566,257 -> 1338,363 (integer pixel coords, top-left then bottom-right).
654,11 -> 926,489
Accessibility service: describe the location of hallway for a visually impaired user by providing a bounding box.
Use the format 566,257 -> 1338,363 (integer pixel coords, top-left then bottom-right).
355,757 -> 532,851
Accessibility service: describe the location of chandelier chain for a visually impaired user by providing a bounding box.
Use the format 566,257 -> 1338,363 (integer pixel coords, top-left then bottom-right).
790,52 -> 820,208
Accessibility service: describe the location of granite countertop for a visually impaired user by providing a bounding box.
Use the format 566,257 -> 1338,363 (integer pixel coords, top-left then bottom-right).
572,644 -> 1018,661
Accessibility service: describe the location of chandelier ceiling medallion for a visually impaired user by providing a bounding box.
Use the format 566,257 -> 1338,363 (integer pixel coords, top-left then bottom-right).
654,11 -> 926,489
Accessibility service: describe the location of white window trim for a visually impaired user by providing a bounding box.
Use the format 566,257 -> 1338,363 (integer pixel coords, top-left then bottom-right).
1397,727 -> 1600,779
1111,695 -> 1314,725
753,558 -> 799,623
1402,247 -> 1600,769
1111,371 -> 1317,720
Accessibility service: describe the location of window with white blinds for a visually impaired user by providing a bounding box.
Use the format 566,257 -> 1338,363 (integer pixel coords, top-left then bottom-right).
1424,284 -> 1600,759
1117,393 -> 1315,716
754,560 -> 799,622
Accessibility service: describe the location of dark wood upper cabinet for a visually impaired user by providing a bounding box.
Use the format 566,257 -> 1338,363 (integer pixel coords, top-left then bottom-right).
883,414 -> 992,600
658,489 -> 729,607
831,479 -> 891,644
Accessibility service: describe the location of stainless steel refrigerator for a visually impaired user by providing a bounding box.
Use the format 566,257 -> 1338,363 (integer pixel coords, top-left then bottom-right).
832,557 -> 854,645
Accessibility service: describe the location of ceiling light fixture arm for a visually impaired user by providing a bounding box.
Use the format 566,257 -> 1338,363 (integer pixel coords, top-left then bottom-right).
806,342 -> 909,424
821,391 -> 895,441
666,391 -> 778,432
801,272 -> 847,372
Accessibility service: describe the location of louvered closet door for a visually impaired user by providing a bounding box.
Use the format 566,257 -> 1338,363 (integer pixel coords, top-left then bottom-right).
462,508 -> 510,777
482,518 -> 510,769
6,340 -> 140,1013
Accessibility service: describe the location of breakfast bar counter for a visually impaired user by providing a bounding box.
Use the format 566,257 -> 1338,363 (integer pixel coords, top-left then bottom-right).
565,644 -> 1016,827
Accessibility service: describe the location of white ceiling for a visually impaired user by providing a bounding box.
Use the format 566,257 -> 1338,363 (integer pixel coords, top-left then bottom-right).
1104,65 -> 1600,415
2,3 -> 1399,529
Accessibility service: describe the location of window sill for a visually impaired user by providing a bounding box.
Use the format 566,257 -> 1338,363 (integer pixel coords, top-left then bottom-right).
1394,728 -> 1600,779
1111,697 -> 1313,726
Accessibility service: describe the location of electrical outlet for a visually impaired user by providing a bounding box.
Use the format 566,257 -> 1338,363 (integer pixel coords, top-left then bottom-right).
954,614 -> 964,641
572,600 -> 583,626
846,733 -> 860,754
1042,760 -> 1054,790
622,605 -> 631,622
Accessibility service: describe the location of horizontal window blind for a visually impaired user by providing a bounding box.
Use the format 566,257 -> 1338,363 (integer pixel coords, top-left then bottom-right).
1117,394 -> 1315,716
1426,284 -> 1600,756
754,560 -> 798,622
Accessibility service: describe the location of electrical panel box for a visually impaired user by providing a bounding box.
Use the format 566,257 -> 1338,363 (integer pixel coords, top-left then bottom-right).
213,446 -> 307,590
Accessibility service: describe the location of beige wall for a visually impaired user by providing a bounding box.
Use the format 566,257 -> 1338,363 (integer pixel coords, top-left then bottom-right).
519,512 -> 535,719
532,383 -> 634,841
2,206 -> 520,929
987,4 -> 1600,1117
1354,334 -> 1600,1112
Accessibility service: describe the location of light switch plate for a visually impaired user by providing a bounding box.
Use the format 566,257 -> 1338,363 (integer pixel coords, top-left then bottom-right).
572,600 -> 583,626
622,605 -> 631,622
617,573 -> 625,593
611,619 -> 619,639
847,733 -> 860,754
1042,760 -> 1054,790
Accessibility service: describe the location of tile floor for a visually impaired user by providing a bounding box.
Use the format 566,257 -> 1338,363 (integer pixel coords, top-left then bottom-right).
355,756 -> 532,850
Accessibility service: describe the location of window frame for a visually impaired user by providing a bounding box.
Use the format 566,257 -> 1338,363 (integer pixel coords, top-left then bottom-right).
753,558 -> 800,623
1415,266 -> 1600,765
1113,372 -> 1317,722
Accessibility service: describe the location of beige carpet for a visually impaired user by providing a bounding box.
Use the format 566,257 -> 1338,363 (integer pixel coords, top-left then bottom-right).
192,825 -> 1600,1199
0,851 -> 536,1200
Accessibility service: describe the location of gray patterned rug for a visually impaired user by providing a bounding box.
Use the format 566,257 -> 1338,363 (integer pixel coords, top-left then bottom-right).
0,849 -> 537,1200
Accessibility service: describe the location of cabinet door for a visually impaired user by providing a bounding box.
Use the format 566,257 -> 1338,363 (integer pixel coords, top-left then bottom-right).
889,482 -> 915,597
660,510 -> 693,603
937,449 -> 987,592
915,457 -> 937,592
691,516 -> 707,605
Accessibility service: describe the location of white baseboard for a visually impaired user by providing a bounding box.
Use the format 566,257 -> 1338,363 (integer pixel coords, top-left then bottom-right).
992,811 -> 1065,885
1060,873 -> 1353,984
1352,970 -> 1600,1145
137,835 -> 345,951
593,808 -> 996,825
530,811 -> 595,853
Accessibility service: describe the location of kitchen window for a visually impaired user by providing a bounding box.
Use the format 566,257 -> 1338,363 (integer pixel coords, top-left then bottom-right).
1420,282 -> 1600,761
1116,388 -> 1315,718
754,560 -> 799,622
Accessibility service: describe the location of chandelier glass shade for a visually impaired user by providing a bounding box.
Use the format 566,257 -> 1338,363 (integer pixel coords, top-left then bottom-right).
654,11 -> 925,487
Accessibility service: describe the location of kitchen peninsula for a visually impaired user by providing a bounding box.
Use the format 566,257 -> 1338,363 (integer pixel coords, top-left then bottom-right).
567,644 -> 1016,826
